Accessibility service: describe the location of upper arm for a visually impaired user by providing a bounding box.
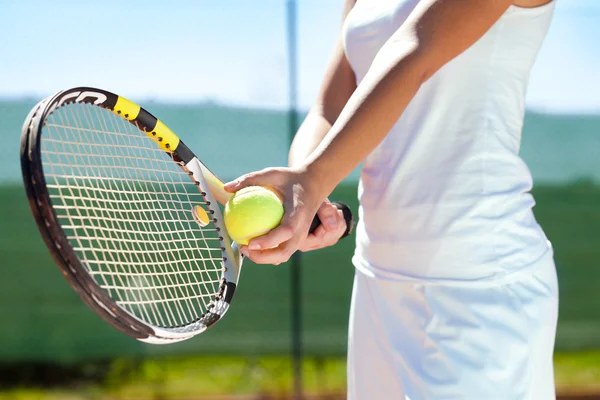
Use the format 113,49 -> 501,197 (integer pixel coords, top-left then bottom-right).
313,0 -> 357,126
382,0 -> 515,82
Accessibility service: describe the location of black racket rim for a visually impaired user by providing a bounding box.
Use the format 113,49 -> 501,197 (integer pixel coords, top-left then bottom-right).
20,88 -> 231,342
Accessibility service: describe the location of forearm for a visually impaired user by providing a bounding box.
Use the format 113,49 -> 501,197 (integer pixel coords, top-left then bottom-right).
301,0 -> 513,198
288,108 -> 333,168
302,42 -> 426,195
289,0 -> 357,169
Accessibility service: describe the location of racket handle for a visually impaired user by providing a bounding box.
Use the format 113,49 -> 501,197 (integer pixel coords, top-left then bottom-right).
308,201 -> 354,239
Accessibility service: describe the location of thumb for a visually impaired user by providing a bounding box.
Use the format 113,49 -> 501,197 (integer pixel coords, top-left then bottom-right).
223,178 -> 242,193
224,173 -> 258,193
224,168 -> 280,193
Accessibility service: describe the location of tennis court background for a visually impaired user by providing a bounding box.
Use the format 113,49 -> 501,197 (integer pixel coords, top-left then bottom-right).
0,0 -> 599,390
1,102 -> 599,363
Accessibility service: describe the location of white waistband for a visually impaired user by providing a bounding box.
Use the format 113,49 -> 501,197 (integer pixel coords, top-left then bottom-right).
352,244 -> 555,288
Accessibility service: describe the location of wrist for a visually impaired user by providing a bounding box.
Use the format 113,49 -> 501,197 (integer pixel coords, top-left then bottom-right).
296,160 -> 336,201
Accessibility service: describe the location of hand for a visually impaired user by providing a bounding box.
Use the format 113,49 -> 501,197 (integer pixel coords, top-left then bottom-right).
297,200 -> 347,253
224,167 -> 333,265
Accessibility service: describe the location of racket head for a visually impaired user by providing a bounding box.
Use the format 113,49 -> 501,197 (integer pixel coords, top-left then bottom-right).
20,87 -> 242,344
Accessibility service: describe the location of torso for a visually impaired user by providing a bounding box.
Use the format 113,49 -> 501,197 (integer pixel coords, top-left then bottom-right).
345,0 -> 556,282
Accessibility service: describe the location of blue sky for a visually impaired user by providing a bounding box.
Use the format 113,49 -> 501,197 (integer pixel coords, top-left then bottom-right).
1,0 -> 598,113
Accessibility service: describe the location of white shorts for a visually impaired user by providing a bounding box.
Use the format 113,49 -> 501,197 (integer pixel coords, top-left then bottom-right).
347,256 -> 559,400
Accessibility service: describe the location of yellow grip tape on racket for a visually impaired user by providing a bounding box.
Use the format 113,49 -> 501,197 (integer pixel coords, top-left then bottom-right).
152,119 -> 180,152
113,96 -> 140,120
113,96 -> 180,152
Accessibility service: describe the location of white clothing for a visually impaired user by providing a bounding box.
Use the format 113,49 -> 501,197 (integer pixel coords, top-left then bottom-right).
341,2 -> 559,398
347,253 -> 559,400
343,1 -> 556,282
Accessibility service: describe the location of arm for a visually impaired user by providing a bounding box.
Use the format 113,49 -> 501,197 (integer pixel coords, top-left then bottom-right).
287,0 -> 357,247
303,0 -> 515,197
288,0 -> 357,168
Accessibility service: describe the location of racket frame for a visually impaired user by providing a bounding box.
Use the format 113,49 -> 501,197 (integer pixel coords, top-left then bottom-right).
20,87 -> 242,344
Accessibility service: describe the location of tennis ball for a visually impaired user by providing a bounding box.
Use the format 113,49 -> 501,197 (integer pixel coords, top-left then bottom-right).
223,186 -> 284,246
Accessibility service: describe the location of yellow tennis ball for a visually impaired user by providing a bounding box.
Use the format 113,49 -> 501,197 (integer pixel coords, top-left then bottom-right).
223,186 -> 284,246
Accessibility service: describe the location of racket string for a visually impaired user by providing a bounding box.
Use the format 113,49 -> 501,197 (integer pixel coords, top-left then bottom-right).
99,103 -> 219,326
105,112 -> 194,326
53,105 -> 166,326
98,105 -> 207,326
42,102 -> 225,329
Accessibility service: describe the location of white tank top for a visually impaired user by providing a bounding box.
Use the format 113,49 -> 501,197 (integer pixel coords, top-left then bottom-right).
344,1 -> 556,283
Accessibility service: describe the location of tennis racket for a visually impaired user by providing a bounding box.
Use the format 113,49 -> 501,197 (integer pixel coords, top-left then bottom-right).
20,87 -> 354,344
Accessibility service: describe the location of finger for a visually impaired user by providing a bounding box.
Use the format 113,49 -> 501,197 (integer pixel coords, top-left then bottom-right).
247,223 -> 294,251
247,197 -> 308,250
223,172 -> 256,193
224,168 -> 287,193
224,170 -> 270,193
244,241 -> 297,265
223,178 -> 241,193
333,209 -> 346,236
316,202 -> 339,232
297,225 -> 327,252
313,224 -> 328,237
298,211 -> 345,252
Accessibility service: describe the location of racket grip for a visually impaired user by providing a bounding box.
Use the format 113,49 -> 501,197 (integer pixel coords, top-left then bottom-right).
308,201 -> 355,239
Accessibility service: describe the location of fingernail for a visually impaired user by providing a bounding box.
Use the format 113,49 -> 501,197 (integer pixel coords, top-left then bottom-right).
327,217 -> 337,229
249,242 -> 261,250
240,248 -> 249,257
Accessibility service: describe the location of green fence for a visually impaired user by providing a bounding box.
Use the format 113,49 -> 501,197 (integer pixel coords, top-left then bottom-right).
2,99 -> 600,363
1,179 -> 600,363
